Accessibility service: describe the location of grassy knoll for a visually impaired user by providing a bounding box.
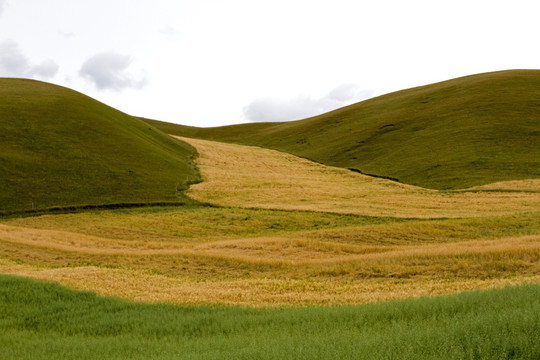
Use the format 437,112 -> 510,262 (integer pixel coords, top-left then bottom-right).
1,206 -> 539,305
0,78 -> 199,214
1,275 -> 539,360
147,70 -> 540,189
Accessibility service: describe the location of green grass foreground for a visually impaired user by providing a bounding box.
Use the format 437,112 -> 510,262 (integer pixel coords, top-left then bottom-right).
0,275 -> 538,360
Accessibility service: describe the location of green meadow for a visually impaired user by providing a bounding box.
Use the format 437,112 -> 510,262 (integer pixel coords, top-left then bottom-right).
1,275 -> 539,360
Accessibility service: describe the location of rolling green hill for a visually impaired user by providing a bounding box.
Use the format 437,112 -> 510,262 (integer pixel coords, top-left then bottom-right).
0,78 -> 199,214
147,70 -> 540,189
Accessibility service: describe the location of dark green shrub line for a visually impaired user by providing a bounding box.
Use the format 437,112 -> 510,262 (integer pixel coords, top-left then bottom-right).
0,198 -> 208,219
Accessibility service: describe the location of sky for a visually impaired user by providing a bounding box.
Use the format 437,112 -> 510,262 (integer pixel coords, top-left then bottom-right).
1,0 -> 539,127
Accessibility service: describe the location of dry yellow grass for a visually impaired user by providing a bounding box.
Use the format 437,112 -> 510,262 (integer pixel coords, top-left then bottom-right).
175,137 -> 540,218
1,258 -> 538,306
1,136 -> 539,305
2,221 -> 538,265
468,179 -> 540,192
1,216 -> 539,305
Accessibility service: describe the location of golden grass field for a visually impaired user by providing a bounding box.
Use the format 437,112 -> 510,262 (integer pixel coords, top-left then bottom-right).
177,137 -> 540,218
0,137 -> 539,306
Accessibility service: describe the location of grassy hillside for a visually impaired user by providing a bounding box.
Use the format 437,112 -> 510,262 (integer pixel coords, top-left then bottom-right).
177,137 -> 540,219
0,78 -> 199,213
1,275 -> 539,359
147,70 -> 540,189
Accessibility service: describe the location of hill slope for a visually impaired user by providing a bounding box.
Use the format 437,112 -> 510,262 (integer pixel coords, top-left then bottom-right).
148,70 -> 540,189
176,136 -> 540,218
0,78 -> 199,213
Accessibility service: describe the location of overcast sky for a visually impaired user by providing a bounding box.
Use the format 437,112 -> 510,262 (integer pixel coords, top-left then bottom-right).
1,0 -> 539,127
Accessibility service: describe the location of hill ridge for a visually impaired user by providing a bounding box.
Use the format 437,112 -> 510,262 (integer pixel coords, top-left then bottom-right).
146,69 -> 540,189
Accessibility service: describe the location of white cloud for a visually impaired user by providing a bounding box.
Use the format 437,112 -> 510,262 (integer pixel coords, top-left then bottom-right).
159,26 -> 178,37
243,84 -> 374,123
59,31 -> 76,39
79,51 -> 148,91
326,83 -> 374,103
0,0 -> 5,17
0,40 -> 29,76
28,59 -> 60,79
0,40 -> 59,80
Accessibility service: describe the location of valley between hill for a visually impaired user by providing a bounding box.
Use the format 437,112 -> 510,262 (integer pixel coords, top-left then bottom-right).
1,137 -> 538,305
1,71 -> 540,358
0,71 -> 539,305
